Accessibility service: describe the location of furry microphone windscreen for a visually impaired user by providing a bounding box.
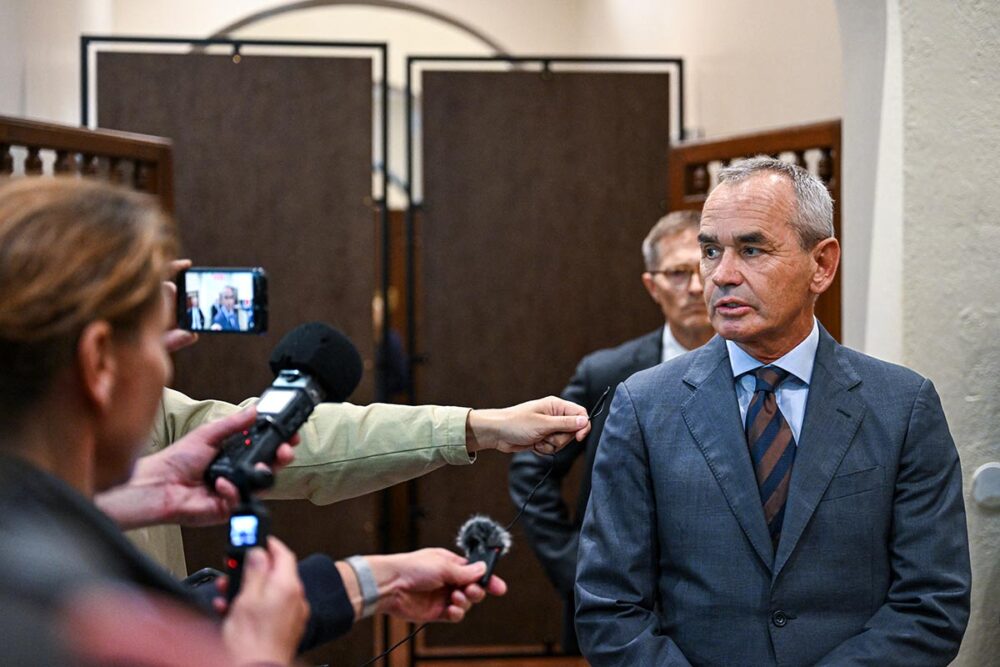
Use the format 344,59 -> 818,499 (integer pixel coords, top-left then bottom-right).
456,514 -> 512,557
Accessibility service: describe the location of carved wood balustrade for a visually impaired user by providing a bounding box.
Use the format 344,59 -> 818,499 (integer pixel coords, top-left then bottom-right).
0,115 -> 174,210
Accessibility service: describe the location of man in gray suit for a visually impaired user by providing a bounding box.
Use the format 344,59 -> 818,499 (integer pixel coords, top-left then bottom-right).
508,210 -> 713,654
576,157 -> 971,665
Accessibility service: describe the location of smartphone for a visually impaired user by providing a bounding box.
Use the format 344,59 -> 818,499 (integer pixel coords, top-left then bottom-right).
176,267 -> 267,334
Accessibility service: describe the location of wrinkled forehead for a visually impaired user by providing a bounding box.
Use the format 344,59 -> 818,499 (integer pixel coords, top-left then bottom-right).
700,174 -> 796,237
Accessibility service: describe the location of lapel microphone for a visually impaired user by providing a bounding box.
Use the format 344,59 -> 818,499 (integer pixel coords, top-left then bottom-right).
456,515 -> 512,586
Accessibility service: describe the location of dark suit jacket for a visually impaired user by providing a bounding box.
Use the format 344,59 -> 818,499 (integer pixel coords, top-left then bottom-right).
508,329 -> 661,648
186,307 -> 207,330
576,328 -> 971,666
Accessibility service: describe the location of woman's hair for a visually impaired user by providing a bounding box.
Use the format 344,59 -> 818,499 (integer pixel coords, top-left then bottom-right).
0,177 -> 177,418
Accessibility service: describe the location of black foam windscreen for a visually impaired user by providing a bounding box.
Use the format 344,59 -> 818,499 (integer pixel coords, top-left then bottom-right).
268,322 -> 363,402
456,514 -> 512,557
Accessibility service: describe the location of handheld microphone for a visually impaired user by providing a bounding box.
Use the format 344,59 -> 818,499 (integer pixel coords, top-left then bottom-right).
456,515 -> 512,586
206,322 -> 363,495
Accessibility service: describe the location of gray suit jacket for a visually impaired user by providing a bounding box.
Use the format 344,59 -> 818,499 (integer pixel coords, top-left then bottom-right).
576,328 -> 970,666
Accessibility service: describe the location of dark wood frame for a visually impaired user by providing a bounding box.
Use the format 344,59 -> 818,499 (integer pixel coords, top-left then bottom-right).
0,114 -> 174,210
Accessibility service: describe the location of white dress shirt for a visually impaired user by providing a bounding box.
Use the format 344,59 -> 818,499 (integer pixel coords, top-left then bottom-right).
660,324 -> 692,364
726,318 -> 819,444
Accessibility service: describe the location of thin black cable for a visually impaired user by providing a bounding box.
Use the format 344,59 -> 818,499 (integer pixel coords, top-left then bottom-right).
359,622 -> 428,667
359,385 -> 611,666
506,385 -> 610,531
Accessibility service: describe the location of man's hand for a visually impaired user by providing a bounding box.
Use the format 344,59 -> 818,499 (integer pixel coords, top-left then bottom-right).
95,408 -> 296,530
340,548 -> 507,624
222,537 -> 309,667
466,396 -> 591,455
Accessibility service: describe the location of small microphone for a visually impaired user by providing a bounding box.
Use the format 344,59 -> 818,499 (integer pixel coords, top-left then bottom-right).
456,515 -> 511,586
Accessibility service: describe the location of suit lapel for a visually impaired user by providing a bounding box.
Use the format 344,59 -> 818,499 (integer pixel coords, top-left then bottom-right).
772,329 -> 865,578
681,337 -> 775,571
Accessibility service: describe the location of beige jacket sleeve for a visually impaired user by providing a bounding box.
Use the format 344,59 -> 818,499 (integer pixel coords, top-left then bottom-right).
131,387 -> 473,576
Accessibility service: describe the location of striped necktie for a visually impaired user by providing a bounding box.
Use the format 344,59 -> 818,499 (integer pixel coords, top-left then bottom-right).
745,366 -> 796,551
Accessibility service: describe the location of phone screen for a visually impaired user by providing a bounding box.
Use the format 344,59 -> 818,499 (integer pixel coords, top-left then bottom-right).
177,267 -> 267,334
229,515 -> 260,547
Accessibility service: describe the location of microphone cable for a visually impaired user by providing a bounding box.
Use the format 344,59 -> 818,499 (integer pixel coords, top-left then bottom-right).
358,385 -> 612,667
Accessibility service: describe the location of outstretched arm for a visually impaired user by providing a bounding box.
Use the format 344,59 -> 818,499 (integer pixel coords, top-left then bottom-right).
337,548 -> 507,624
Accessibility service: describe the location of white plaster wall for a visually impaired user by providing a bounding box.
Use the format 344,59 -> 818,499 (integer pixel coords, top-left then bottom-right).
0,0 -> 112,124
900,2 -> 1000,664
0,0 -> 27,117
575,0 -> 843,139
834,0 -> 904,357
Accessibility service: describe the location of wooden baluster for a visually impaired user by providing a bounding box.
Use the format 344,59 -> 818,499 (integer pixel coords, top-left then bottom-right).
54,150 -> 76,174
817,147 -> 835,187
686,163 -> 709,197
108,157 -> 124,184
25,146 -> 43,175
81,154 -> 99,177
794,150 -> 807,169
133,160 -> 151,192
0,143 -> 12,175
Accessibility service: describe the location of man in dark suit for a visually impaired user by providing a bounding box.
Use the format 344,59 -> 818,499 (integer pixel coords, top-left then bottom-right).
508,210 -> 713,654
575,158 -> 971,665
185,292 -> 206,330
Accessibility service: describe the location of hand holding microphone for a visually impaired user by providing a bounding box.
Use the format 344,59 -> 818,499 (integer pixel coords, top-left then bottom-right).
457,515 -> 512,585
209,322 -> 362,601
207,322 -> 363,496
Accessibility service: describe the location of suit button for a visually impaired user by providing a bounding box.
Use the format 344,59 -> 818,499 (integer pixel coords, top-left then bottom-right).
772,610 -> 788,627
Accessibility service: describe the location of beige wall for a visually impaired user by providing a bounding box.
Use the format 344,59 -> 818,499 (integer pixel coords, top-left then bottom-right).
900,1 -> 1000,663
575,0 -> 843,139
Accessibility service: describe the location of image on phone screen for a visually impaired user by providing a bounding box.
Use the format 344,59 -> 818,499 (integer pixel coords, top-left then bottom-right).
230,515 -> 260,547
178,268 -> 266,334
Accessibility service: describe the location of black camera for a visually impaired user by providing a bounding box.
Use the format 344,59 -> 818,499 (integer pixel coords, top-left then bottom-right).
207,369 -> 324,494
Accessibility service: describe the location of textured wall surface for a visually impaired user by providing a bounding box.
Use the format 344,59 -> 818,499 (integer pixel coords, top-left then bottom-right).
901,2 -> 1000,664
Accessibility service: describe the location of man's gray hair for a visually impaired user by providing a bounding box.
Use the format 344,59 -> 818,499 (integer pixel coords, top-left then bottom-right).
716,156 -> 834,248
642,209 -> 701,271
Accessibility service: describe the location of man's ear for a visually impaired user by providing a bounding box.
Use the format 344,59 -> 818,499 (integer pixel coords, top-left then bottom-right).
77,321 -> 116,413
810,237 -> 841,295
641,272 -> 659,304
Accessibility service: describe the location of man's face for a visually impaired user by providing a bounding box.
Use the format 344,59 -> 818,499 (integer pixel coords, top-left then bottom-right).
222,289 -> 236,309
642,227 -> 711,342
698,173 -> 838,361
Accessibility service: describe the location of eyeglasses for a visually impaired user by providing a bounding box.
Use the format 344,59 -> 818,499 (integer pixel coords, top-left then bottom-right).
647,266 -> 701,290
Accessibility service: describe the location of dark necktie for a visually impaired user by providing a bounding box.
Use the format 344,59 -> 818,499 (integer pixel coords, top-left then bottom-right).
745,366 -> 796,551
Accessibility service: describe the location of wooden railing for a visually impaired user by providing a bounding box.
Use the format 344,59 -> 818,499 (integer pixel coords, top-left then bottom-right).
666,119 -> 842,339
0,115 -> 174,210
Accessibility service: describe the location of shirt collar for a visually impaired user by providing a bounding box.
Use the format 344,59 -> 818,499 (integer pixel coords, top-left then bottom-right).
661,324 -> 690,363
726,318 -> 819,385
